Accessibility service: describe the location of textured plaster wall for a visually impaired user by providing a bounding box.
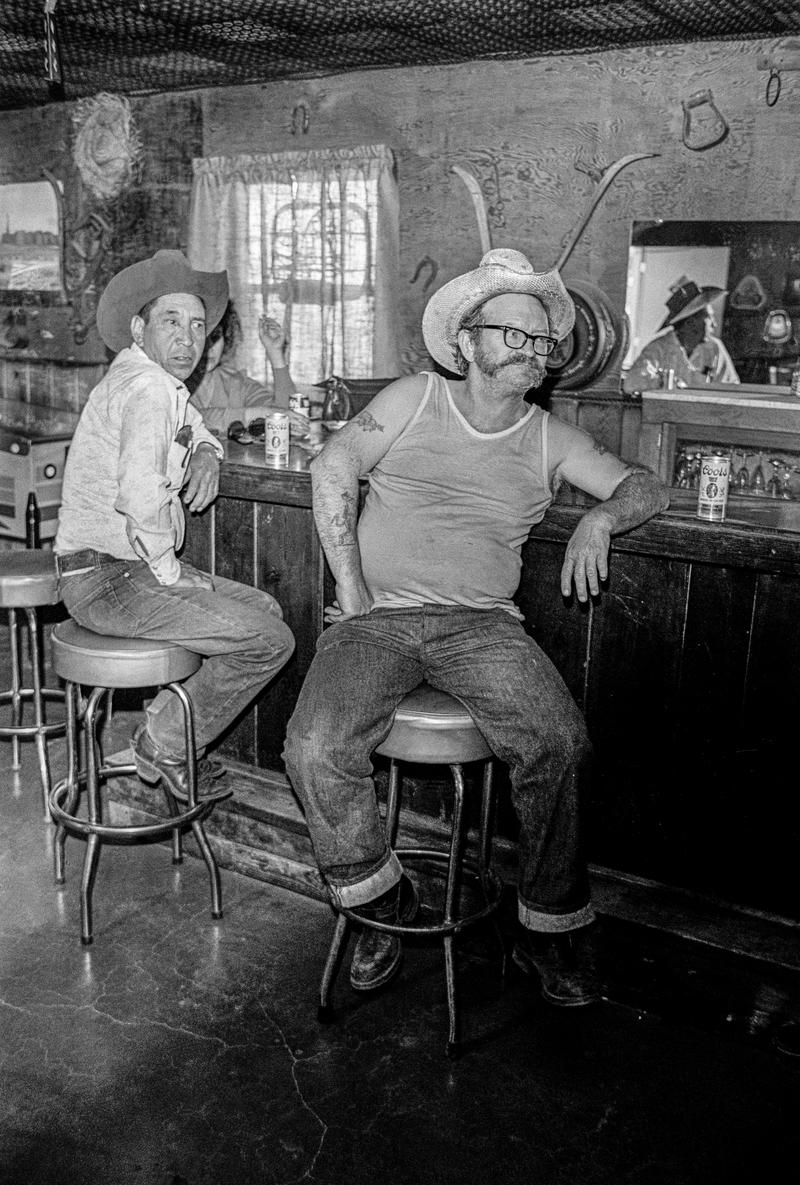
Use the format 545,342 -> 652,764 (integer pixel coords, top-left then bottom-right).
1,36 -> 797,424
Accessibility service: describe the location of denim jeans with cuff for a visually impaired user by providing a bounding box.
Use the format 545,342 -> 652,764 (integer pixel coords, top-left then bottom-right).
60,557 -> 294,756
283,606 -> 594,935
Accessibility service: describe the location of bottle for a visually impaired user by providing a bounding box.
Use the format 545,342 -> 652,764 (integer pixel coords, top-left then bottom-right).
321,377 -> 351,423
790,364 -> 800,395
26,492 -> 41,549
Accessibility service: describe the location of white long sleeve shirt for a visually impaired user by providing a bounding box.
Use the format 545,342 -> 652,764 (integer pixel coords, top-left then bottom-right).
55,344 -> 223,585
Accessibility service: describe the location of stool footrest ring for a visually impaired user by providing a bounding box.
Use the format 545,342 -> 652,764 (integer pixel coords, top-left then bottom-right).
338,847 -> 503,938
50,769 -> 213,840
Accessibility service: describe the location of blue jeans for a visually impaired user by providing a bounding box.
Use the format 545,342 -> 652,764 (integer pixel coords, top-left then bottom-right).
283,606 -> 594,934
60,559 -> 295,756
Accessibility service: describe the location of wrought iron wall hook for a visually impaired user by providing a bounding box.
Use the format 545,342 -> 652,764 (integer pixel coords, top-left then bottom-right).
766,67 -> 782,107
292,101 -> 310,135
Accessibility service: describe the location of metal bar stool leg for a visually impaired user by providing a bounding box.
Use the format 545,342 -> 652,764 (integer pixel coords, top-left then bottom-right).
26,607 -> 52,818
384,759 -> 402,846
170,681 -> 223,920
318,912 -> 351,1022
8,607 -> 22,771
443,762 -> 468,1058
79,688 -> 106,945
478,760 -> 506,980
54,680 -> 80,885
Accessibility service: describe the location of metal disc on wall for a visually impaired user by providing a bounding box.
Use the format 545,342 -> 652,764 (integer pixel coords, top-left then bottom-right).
546,279 -> 621,389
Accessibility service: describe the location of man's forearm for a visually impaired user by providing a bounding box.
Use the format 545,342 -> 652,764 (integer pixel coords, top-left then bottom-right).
310,454 -> 365,587
591,468 -> 669,535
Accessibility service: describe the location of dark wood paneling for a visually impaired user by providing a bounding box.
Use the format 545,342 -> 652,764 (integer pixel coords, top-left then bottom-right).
582,553 -> 688,883
213,498 -> 257,763
517,535 -> 591,705
253,501 -> 324,770
181,505 -> 214,573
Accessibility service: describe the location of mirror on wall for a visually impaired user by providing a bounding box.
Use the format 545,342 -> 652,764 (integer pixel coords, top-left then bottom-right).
0,178 -> 64,301
622,220 -> 800,391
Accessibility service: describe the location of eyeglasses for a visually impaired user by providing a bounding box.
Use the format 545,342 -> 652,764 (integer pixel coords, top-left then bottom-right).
476,324 -> 558,356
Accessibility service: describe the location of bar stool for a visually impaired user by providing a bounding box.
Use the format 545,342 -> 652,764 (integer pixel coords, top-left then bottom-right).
317,684 -> 504,1057
48,620 -> 229,945
0,549 -> 65,814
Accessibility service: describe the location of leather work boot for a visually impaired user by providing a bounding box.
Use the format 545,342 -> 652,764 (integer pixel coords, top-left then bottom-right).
512,925 -> 601,1008
132,724 -> 232,804
349,874 -> 420,993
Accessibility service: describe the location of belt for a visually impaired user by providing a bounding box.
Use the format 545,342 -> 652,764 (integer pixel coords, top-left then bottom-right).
55,549 -> 120,578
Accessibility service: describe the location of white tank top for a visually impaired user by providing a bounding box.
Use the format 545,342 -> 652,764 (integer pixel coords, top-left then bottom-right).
358,371 -> 553,616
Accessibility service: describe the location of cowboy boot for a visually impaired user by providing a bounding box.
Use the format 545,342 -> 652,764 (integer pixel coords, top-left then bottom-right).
349,874 -> 420,992
512,924 -> 601,1008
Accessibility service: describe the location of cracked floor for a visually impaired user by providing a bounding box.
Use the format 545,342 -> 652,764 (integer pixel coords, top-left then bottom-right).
2,727 -> 799,1184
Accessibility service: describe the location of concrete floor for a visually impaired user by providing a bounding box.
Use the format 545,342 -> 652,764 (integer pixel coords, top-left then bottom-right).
2,728 -> 799,1185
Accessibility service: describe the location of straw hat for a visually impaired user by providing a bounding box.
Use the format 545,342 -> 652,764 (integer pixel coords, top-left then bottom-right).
421,248 -> 575,373
96,250 -> 229,354
657,276 -> 725,331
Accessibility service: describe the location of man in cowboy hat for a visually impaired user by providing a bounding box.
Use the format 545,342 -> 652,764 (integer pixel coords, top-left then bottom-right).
55,249 -> 295,800
623,275 -> 739,391
283,247 -> 667,1008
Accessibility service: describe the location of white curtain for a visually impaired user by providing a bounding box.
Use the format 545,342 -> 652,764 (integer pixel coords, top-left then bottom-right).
188,144 -> 399,386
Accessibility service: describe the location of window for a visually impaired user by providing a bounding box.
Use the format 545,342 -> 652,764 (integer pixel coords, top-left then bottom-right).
189,145 -> 399,386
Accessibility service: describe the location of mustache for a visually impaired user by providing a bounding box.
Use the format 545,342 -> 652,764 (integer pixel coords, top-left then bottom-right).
499,353 -> 539,368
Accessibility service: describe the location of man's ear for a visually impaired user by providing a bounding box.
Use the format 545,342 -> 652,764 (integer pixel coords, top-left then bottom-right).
457,327 -> 475,363
131,314 -> 144,347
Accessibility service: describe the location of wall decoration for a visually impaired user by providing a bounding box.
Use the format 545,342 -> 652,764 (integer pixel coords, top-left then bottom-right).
72,92 -> 141,201
681,88 -> 729,151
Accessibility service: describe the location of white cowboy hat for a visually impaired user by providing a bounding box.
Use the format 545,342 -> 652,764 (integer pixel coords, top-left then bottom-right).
421,248 -> 575,373
96,249 -> 229,354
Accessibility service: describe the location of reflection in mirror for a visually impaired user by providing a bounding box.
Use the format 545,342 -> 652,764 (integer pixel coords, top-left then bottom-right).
622,220 -> 800,392
0,178 -> 64,299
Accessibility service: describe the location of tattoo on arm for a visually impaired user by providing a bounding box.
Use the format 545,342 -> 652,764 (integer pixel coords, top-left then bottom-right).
354,411 -> 384,434
330,489 -> 358,546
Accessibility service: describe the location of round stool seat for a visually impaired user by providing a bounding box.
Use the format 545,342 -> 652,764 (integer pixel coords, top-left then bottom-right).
375,685 -> 492,765
0,550 -> 59,608
51,620 -> 201,688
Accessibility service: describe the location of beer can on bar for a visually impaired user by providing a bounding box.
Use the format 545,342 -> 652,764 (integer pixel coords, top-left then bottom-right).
696,453 -> 730,521
289,391 -> 310,418
264,411 -> 290,467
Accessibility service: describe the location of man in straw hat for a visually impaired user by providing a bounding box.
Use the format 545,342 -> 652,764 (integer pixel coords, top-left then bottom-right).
55,250 -> 295,801
624,275 -> 739,391
284,248 -> 667,1008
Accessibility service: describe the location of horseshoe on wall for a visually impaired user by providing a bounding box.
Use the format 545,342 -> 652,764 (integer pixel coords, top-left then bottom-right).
410,255 -> 439,293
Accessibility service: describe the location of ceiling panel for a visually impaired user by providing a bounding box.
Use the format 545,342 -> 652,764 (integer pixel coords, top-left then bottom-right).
0,0 -> 798,112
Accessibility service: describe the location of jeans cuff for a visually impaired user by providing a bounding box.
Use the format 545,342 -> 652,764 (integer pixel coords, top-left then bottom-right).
326,851 -> 403,909
517,898 -> 595,933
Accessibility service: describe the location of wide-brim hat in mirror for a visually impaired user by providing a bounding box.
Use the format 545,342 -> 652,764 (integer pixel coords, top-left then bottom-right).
96,250 -> 229,354
421,248 -> 575,374
657,275 -> 725,330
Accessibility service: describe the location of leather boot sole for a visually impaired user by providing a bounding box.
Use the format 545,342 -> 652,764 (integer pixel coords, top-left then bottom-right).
512,940 -> 600,1008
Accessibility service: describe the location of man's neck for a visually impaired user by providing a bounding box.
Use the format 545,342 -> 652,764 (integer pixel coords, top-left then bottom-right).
455,369 -> 532,432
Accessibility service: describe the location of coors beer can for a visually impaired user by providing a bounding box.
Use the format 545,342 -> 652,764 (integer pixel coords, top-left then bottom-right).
264,411 -> 290,467
697,453 -> 730,521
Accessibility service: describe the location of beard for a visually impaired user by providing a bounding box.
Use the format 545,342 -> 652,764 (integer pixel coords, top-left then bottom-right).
473,343 -> 544,389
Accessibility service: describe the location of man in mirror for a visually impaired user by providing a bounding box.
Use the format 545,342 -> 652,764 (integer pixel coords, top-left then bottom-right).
623,275 -> 740,391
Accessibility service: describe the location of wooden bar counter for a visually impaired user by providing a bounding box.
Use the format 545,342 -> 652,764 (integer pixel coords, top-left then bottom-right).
180,439 -> 800,956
